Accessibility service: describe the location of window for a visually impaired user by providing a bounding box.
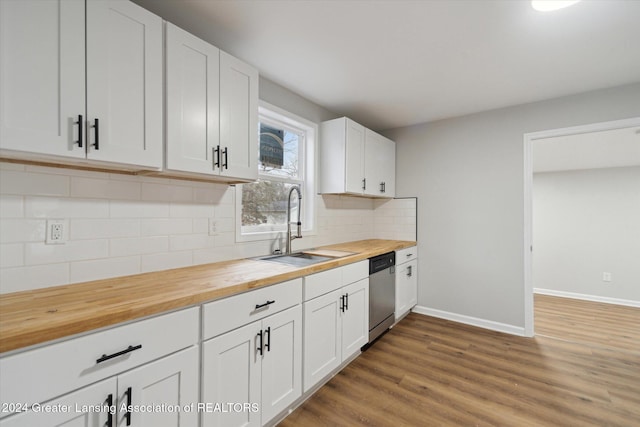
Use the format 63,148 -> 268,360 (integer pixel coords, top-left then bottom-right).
236,102 -> 316,242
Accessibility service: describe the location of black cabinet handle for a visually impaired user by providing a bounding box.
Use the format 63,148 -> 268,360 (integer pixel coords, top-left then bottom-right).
345,293 -> 349,311
380,182 -> 385,193
406,253 -> 413,257
407,265 -> 413,277
362,178 -> 366,191
255,300 -> 275,310
96,344 -> 142,364
222,147 -> 228,169
76,115 -> 83,148
106,394 -> 113,427
124,387 -> 132,426
257,330 -> 263,355
92,118 -> 99,150
339,295 -> 345,312
214,145 -> 220,168
264,327 -> 271,352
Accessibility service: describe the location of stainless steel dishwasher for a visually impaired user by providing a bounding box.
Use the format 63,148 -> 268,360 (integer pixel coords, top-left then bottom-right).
368,251 -> 396,343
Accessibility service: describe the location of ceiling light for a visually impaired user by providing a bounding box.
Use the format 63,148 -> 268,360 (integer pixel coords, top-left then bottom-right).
531,0 -> 581,12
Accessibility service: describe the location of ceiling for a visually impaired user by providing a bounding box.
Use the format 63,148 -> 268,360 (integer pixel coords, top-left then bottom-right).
132,0 -> 640,131
533,126 -> 640,172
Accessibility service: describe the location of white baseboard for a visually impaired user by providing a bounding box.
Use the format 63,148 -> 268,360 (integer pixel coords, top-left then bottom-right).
411,306 -> 526,336
534,288 -> 640,308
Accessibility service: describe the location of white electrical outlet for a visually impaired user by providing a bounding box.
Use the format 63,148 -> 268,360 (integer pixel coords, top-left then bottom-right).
602,272 -> 612,282
46,219 -> 68,244
208,218 -> 217,236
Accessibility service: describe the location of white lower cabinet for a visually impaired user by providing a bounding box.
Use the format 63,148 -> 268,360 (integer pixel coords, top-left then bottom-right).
0,378 -> 116,427
0,346 -> 198,427
202,305 -> 302,427
0,307 -> 199,426
395,246 -> 418,320
302,262 -> 369,392
117,346 -> 199,427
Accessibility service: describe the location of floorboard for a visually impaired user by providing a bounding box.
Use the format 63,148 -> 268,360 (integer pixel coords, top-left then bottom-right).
278,295 -> 640,426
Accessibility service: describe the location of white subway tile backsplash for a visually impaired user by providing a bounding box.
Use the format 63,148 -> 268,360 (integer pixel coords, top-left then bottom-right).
169,234 -> 215,251
25,240 -> 109,265
141,182 -> 193,203
140,218 -> 193,236
141,251 -> 193,273
1,170 -> 69,196
25,197 -> 109,218
0,219 -> 46,243
70,256 -> 140,283
71,177 -> 141,200
0,195 -> 24,218
0,243 -> 24,268
0,160 -> 417,293
1,263 -> 69,294
71,219 -> 140,240
169,203 -> 213,218
110,236 -> 169,257
110,200 -> 170,218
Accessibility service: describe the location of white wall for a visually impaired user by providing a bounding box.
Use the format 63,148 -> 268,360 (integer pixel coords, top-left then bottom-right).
533,166 -> 640,303
384,82 -> 640,332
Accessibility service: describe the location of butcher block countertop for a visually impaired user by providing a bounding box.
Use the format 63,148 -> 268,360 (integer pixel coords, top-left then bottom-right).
0,239 -> 415,354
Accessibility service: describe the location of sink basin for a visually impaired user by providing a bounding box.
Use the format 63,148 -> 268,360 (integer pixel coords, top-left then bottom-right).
255,252 -> 334,267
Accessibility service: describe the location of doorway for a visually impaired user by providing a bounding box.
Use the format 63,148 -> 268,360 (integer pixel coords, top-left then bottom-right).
523,116 -> 640,336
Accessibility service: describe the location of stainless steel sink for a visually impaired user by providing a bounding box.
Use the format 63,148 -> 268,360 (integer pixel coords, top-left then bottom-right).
255,252 -> 333,267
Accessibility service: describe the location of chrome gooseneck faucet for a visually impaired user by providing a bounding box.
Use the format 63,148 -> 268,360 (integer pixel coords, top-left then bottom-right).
286,186 -> 302,254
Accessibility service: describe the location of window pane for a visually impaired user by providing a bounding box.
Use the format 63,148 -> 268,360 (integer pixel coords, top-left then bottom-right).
259,123 -> 301,180
241,180 -> 300,231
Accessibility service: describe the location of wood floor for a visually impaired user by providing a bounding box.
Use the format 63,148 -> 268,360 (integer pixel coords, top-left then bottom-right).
279,295 -> 640,426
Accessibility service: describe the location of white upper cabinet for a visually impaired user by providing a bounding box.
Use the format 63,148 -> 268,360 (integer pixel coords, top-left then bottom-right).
0,0 -> 163,169
219,51 -> 259,181
86,0 -> 163,168
165,24 -> 258,182
320,117 -> 396,198
165,22 -> 220,175
0,0 -> 86,159
364,129 -> 396,197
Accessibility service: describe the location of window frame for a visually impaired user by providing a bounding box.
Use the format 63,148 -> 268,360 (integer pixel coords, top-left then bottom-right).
235,101 -> 317,243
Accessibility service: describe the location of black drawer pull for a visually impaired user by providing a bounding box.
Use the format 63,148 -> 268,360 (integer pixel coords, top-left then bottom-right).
407,265 -> 413,277
76,114 -> 83,148
124,386 -> 132,426
345,293 -> 349,311
255,300 -> 275,310
257,330 -> 263,355
96,344 -> 142,364
92,118 -> 99,150
264,326 -> 271,352
106,393 -> 113,427
222,146 -> 228,169
214,145 -> 220,168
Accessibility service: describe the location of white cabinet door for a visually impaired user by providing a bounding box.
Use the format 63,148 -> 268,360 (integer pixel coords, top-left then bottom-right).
0,378 -> 116,427
261,306 -> 302,424
117,346 -> 199,427
396,259 -> 418,320
364,130 -> 396,197
0,0 -> 85,159
379,135 -> 396,197
303,289 -> 342,392
341,278 -> 369,360
166,22 -> 220,175
86,0 -> 163,168
203,322 -> 262,427
219,51 -> 258,181
344,119 -> 366,194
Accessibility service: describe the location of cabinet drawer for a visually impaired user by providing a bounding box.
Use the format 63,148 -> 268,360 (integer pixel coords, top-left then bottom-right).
341,260 -> 368,285
0,307 -> 198,414
396,246 -> 418,264
304,267 -> 342,301
304,261 -> 368,302
203,278 -> 302,340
